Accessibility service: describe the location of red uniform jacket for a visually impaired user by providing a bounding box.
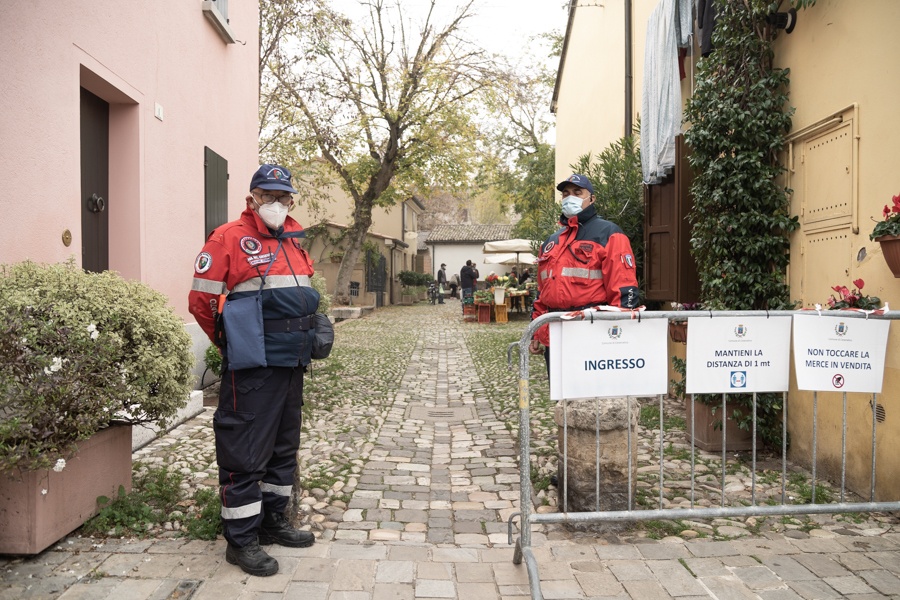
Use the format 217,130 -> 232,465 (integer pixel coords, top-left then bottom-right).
531,205 -> 640,346
188,208 -> 318,367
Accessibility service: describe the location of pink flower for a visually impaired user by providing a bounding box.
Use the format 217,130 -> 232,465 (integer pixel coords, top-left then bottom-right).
853,278 -> 864,290
884,205 -> 891,219
893,193 -> 900,211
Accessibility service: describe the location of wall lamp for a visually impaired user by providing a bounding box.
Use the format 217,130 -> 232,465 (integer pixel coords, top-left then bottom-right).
767,7 -> 798,34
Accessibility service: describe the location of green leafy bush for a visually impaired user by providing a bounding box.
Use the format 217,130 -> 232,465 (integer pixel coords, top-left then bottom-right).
398,270 -> 431,287
204,344 -> 223,378
0,260 -> 194,471
683,0 -> 799,312
310,271 -> 332,314
679,0 -> 816,448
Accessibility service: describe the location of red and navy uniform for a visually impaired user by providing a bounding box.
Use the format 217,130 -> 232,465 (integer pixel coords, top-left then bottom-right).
189,207 -> 317,547
531,204 -> 640,346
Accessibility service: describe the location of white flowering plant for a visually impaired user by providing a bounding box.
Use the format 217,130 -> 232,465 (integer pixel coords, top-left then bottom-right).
0,260 -> 194,472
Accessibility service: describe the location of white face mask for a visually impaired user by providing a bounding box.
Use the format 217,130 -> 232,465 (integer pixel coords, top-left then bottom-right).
256,200 -> 289,229
561,196 -> 585,218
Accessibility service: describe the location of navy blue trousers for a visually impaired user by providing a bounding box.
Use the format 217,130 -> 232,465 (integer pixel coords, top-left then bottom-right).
214,366 -> 304,547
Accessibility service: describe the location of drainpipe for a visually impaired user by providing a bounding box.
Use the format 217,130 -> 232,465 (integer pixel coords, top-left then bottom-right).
625,0 -> 633,136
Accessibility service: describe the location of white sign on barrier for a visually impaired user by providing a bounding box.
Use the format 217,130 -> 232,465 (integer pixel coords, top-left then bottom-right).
549,318 -> 668,401
792,314 -> 890,393
686,316 -> 792,394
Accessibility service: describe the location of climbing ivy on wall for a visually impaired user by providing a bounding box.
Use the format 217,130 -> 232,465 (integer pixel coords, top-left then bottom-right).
683,0 -> 814,311
681,0 -> 815,449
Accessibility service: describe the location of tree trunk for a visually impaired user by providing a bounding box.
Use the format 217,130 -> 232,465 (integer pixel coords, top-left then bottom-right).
333,203 -> 374,304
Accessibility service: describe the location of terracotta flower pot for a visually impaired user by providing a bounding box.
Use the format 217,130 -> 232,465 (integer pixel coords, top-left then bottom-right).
875,235 -> 900,278
0,424 -> 133,555
668,321 -> 688,343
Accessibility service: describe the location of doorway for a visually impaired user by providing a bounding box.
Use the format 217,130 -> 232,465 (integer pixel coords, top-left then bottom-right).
80,88 -> 109,273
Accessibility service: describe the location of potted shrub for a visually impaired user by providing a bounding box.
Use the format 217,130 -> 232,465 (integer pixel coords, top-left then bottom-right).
670,356 -> 759,452
0,260 -> 194,554
869,192 -> 900,277
824,279 -> 881,311
398,270 -> 432,302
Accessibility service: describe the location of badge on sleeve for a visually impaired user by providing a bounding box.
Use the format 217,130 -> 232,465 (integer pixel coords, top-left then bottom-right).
622,254 -> 635,269
195,252 -> 212,274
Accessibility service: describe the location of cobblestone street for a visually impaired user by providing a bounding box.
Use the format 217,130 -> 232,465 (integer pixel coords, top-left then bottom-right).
3,301 -> 900,599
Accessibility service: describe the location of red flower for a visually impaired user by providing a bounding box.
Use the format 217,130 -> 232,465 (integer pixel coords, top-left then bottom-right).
893,194 -> 900,211
884,205 -> 892,219
853,278 -> 864,290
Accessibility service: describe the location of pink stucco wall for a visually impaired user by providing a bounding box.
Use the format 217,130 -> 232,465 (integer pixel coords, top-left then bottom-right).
0,1 -> 260,321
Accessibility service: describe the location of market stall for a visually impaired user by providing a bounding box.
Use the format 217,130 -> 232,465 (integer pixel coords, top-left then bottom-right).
482,239 -> 539,316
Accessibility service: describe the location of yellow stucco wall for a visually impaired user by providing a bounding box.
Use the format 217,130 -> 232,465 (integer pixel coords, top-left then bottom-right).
775,0 -> 900,499
556,1 -> 656,185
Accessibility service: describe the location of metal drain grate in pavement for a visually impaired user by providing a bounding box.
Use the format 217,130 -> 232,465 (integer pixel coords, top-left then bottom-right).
405,404 -> 476,422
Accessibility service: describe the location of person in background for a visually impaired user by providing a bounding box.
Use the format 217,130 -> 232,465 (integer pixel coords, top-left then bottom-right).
188,164 -> 318,578
449,271 -> 460,299
519,268 -> 531,285
436,263 -> 447,304
529,173 -> 640,373
460,260 -> 478,309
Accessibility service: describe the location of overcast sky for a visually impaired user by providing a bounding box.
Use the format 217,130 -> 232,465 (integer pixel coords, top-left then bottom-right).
330,0 -> 568,64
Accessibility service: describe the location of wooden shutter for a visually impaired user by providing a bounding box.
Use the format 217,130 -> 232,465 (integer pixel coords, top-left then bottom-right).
204,147 -> 228,239
643,135 -> 700,304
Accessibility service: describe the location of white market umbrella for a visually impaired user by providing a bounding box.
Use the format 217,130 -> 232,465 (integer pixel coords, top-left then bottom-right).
482,239 -> 538,272
483,252 -> 537,266
483,239 -> 535,254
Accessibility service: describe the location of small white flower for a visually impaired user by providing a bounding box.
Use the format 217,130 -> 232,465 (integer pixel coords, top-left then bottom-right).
43,357 -> 67,375
53,459 -> 66,472
41,489 -> 48,496
87,323 -> 99,340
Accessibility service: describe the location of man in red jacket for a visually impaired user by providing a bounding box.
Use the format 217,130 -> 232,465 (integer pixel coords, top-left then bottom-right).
529,174 -> 640,370
189,164 -> 318,577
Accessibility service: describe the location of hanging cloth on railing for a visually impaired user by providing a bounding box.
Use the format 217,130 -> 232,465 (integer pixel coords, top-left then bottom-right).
640,0 -> 693,185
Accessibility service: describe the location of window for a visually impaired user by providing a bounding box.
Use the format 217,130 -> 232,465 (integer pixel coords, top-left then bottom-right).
202,0 -> 236,44
204,147 -> 228,238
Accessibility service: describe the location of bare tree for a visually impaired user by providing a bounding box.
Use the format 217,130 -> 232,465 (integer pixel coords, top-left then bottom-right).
261,0 -> 491,302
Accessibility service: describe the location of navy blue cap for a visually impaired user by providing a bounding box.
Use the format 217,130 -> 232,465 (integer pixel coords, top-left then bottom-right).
556,173 -> 595,195
250,164 -> 297,193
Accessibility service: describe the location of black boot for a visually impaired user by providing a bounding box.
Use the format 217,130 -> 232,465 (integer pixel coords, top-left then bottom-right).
259,512 -> 315,548
225,541 -> 278,577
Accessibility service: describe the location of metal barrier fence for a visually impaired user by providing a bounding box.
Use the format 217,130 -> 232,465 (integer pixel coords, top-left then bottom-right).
508,309 -> 900,600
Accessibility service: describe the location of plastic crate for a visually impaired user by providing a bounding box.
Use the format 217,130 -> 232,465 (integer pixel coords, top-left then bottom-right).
462,304 -> 477,322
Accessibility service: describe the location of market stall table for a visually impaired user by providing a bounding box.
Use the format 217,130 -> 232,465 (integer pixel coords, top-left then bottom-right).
508,289 -> 529,313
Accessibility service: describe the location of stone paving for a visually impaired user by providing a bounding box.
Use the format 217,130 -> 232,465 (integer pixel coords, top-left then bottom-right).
2,302 -> 900,599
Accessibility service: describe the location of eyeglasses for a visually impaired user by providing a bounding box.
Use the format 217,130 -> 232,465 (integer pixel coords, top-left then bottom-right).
252,192 -> 293,206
